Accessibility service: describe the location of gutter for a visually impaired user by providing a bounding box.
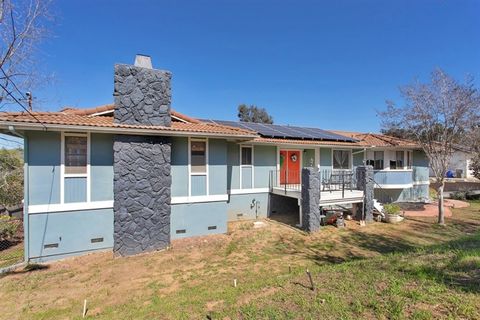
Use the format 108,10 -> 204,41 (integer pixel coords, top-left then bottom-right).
7,125 -> 25,139
0,121 -> 259,140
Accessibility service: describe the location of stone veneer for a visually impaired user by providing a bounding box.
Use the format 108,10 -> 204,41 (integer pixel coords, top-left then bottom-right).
112,60 -> 173,256
356,165 -> 374,223
301,167 -> 322,232
114,63 -> 172,127
113,135 -> 171,256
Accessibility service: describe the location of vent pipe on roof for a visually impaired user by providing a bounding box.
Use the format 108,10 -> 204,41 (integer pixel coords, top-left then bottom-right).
134,54 -> 153,69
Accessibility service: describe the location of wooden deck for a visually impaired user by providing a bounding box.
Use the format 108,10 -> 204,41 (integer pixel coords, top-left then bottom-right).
271,186 -> 364,206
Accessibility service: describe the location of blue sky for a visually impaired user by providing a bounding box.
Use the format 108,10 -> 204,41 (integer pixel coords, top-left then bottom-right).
32,0 -> 480,132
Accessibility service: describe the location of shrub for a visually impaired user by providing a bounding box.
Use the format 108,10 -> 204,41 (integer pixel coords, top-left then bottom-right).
0,148 -> 23,207
383,203 -> 401,215
451,191 -> 467,201
0,215 -> 19,240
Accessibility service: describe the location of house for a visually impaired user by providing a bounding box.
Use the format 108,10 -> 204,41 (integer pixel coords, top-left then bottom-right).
428,145 -> 476,179
0,56 -> 430,262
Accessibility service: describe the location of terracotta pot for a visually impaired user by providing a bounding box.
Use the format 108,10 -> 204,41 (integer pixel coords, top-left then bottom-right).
384,214 -> 404,224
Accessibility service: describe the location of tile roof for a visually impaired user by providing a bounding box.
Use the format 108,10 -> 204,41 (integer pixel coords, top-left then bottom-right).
0,108 -> 257,137
0,104 -> 419,147
330,130 -> 419,147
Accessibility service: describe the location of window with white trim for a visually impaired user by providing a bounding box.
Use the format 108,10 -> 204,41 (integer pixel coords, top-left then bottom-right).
191,140 -> 207,174
241,146 -> 252,166
333,150 -> 351,169
64,135 -> 87,175
390,151 -> 404,170
367,151 -> 384,170
406,151 -> 413,169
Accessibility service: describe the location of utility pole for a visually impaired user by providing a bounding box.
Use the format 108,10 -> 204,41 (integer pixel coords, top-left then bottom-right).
26,92 -> 32,111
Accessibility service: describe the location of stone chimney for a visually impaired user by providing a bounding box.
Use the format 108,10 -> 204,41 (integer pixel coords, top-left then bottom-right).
113,54 -> 172,127
112,55 -> 172,256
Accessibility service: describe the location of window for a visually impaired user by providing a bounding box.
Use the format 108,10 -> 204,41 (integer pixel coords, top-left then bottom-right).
373,151 -> 384,170
333,150 -> 351,169
407,151 -> 413,169
191,140 -> 206,173
390,151 -> 404,170
241,147 -> 252,166
65,136 -> 87,174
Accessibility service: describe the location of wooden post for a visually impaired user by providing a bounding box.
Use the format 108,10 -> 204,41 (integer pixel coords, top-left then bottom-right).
82,299 -> 87,318
306,269 -> 315,291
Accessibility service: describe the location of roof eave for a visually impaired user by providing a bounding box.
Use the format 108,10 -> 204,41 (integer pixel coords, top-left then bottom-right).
0,121 -> 258,140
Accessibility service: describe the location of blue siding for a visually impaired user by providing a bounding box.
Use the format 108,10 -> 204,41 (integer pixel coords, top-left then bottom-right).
412,184 -> 429,200
91,133 -> 114,201
227,142 -> 240,190
413,150 -> 429,182
27,131 -> 61,205
375,185 -> 429,203
64,177 -> 87,203
171,202 -> 227,239
353,150 -> 364,167
303,149 -> 315,167
209,139 -> 227,195
28,208 -> 113,260
171,137 -> 189,197
227,193 -> 269,221
320,148 -> 332,170
254,145 -> 277,188
241,167 -> 253,188
373,170 -> 413,185
191,175 -> 207,196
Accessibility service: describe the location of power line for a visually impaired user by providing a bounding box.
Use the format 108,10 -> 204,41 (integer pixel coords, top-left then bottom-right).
0,82 -> 47,129
0,136 -> 22,145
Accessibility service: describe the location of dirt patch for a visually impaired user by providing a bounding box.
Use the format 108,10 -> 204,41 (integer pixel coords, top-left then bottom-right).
1,204 -> 479,319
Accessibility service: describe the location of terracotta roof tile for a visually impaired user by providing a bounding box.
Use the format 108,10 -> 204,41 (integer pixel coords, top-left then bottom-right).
0,111 -> 256,137
0,104 -> 418,147
330,130 -> 419,147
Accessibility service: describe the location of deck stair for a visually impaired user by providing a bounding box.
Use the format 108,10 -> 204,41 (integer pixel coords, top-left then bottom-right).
373,199 -> 385,218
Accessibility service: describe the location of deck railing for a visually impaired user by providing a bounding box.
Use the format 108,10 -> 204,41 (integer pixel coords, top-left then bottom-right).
269,170 -> 302,192
320,169 -> 359,198
269,169 -> 360,196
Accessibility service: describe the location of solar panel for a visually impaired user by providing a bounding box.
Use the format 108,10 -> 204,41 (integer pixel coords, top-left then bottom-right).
202,119 -> 358,142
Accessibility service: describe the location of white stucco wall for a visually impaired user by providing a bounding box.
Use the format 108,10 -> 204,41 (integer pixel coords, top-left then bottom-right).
429,150 -> 474,178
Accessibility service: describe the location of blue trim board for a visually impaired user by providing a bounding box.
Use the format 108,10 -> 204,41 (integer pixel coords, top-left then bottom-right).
23,134 -> 29,262
27,131 -> 61,205
171,202 -> 227,239
171,137 -> 189,197
91,133 -> 114,201
28,208 -> 113,261
227,193 -> 269,221
374,170 -> 413,185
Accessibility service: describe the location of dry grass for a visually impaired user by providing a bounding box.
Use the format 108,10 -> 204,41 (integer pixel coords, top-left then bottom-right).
0,202 -> 479,319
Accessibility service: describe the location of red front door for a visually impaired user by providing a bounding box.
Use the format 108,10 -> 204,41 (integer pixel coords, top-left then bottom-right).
280,150 -> 301,184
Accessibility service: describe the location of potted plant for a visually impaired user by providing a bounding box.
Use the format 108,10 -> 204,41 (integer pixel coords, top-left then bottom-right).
382,203 -> 404,223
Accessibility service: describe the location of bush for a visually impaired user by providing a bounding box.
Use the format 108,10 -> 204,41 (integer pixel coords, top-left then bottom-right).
0,215 -> 19,240
383,203 -> 401,215
451,191 -> 467,201
0,148 -> 23,207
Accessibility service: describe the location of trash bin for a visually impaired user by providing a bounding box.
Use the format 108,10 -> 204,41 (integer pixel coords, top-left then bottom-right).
456,169 -> 463,178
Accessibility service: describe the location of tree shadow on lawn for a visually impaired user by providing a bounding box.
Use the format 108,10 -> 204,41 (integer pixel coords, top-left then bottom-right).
284,231 -> 417,266
402,234 -> 480,294
0,263 -> 49,279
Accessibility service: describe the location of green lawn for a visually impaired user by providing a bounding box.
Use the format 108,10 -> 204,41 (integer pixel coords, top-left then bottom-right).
1,202 -> 479,319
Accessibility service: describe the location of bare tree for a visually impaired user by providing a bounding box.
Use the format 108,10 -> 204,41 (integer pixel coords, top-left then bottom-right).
379,69 -> 480,225
0,0 -> 53,110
